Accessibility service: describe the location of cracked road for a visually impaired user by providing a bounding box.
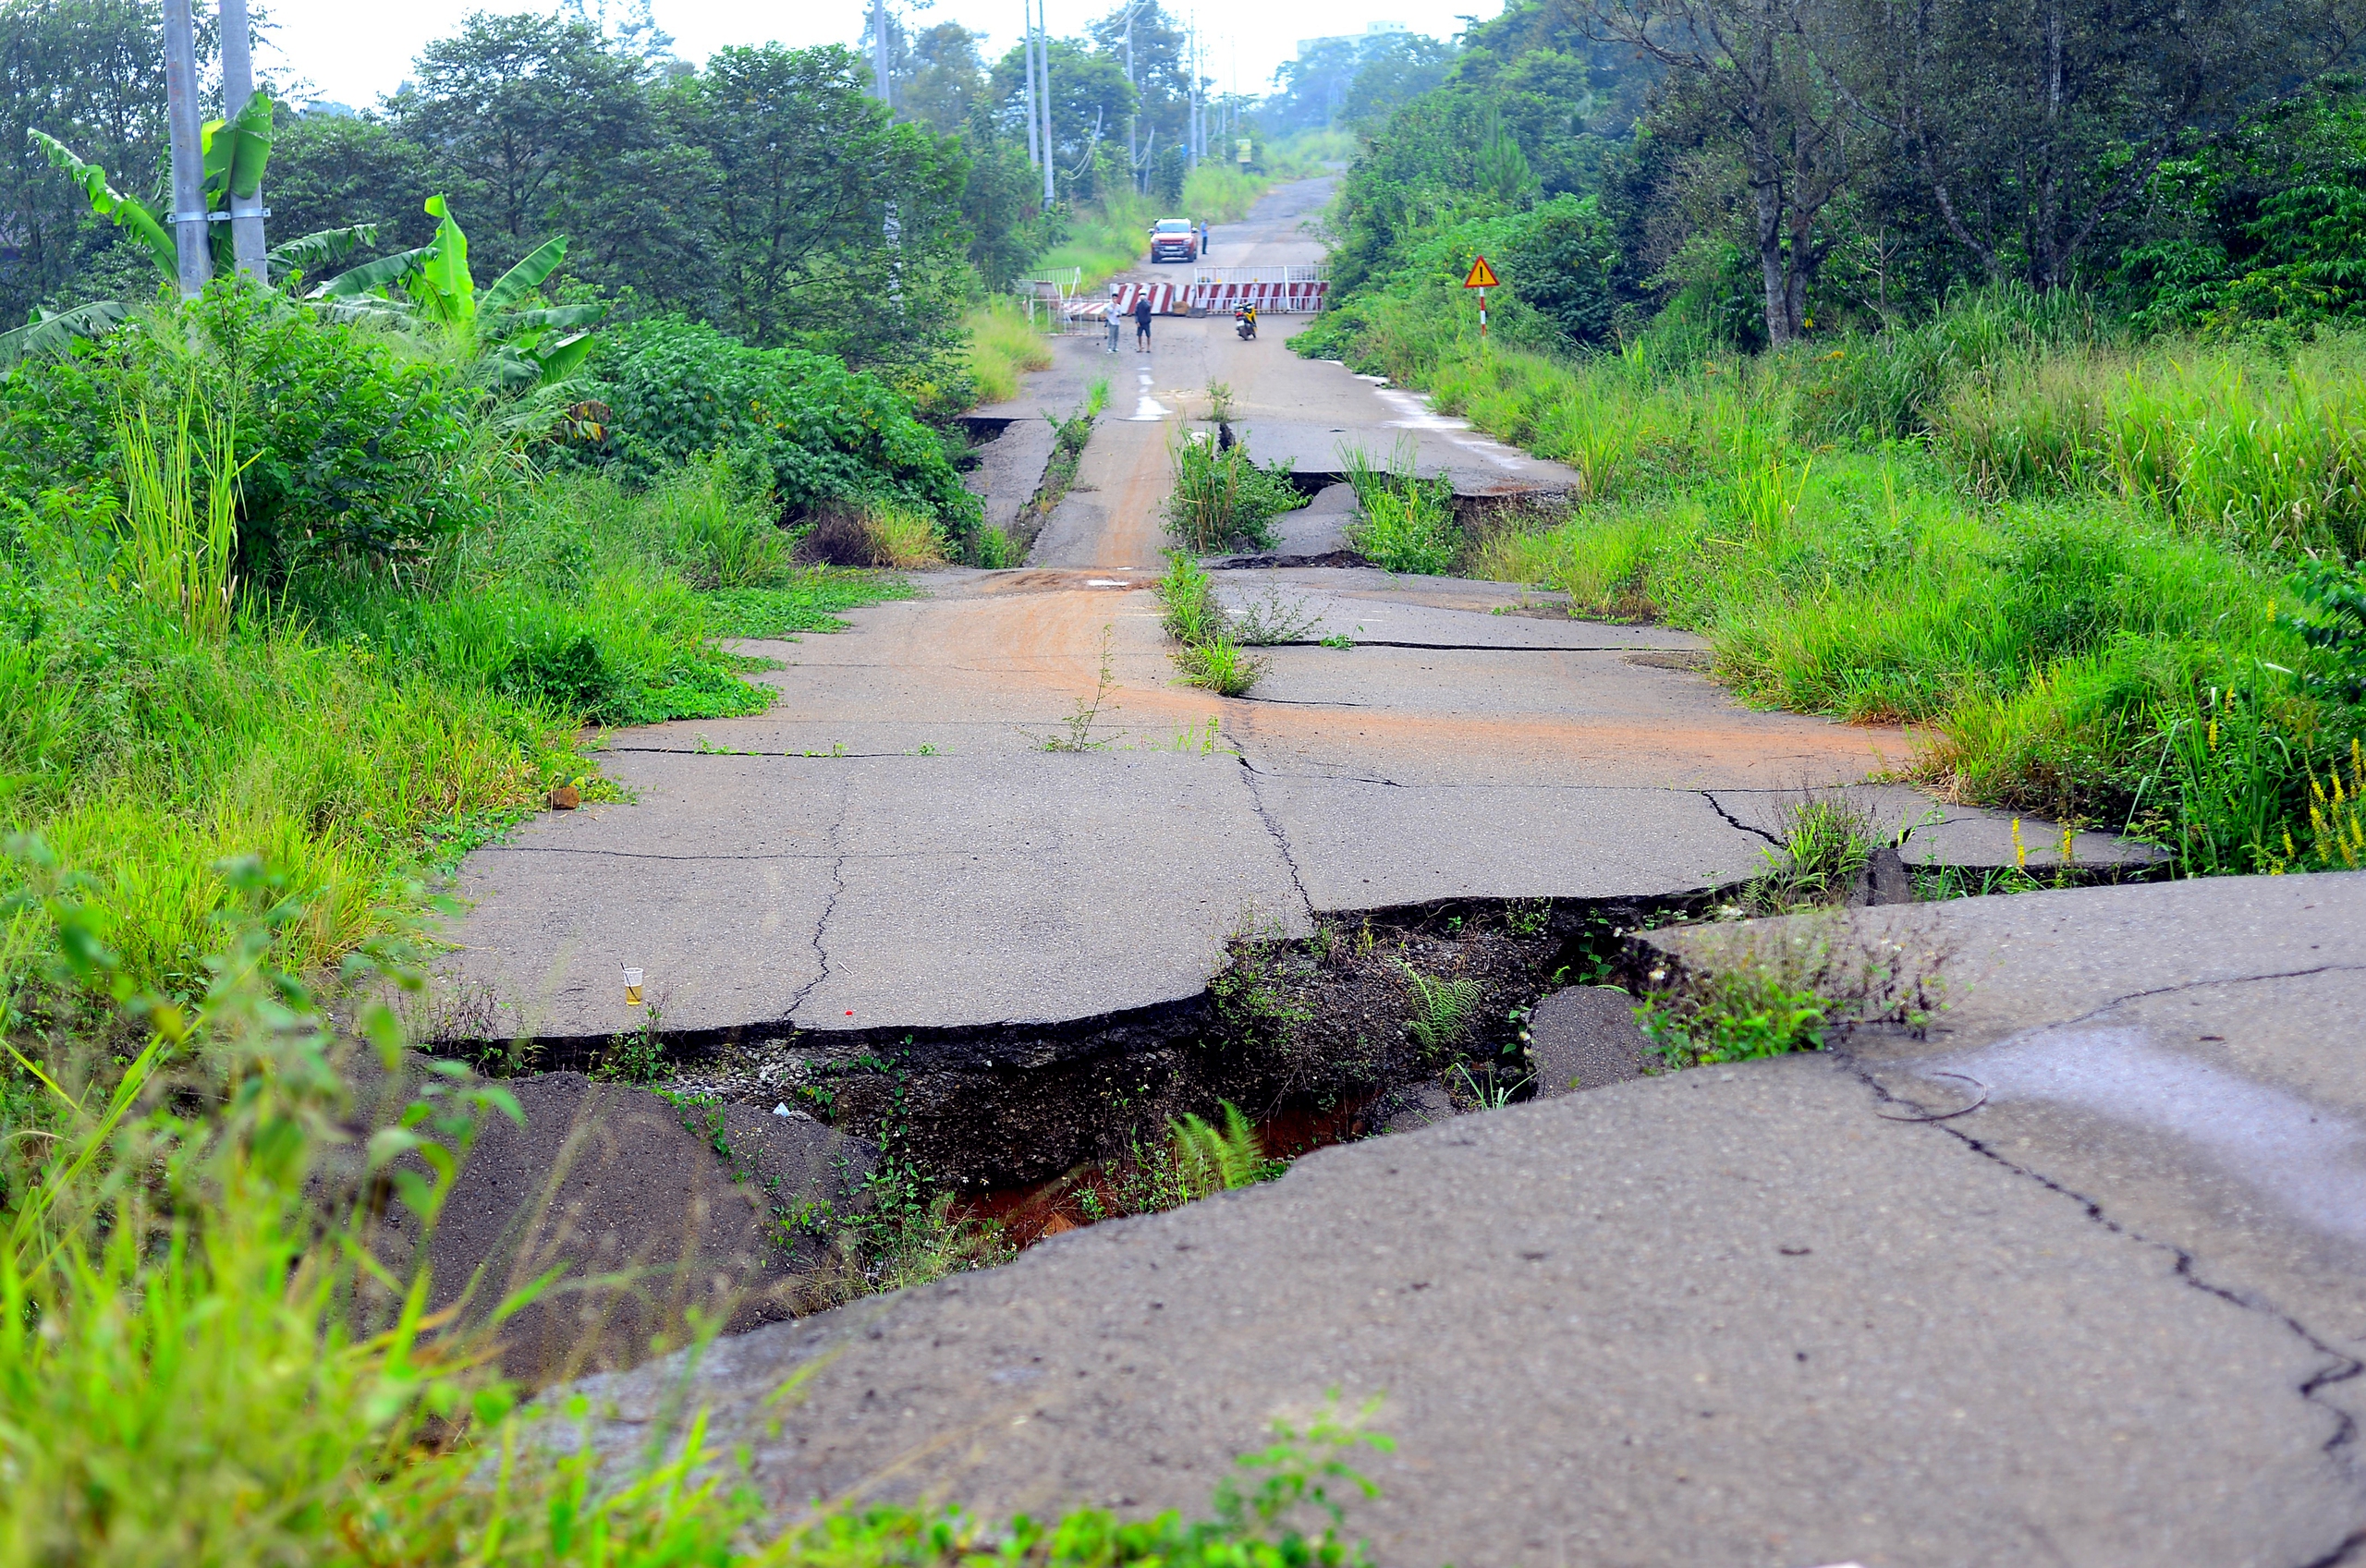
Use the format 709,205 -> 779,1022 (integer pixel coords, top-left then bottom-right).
440,182 -> 2152,1045
564,873 -> 2366,1568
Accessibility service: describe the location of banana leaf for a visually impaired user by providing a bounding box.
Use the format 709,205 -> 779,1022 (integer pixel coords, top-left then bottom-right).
532,331 -> 598,385
0,301 -> 128,370
414,195 -> 474,326
309,244 -> 433,300
492,302 -> 606,334
481,235 -> 567,315
201,91 -> 274,205
30,130 -> 174,278
266,225 -> 377,283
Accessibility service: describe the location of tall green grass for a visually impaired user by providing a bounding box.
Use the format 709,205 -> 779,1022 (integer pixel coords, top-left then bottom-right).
1,429 -> 902,1005
1182,165 -> 1270,224
0,869 -> 1389,1568
963,298 -> 1055,405
1324,286 -> 2366,869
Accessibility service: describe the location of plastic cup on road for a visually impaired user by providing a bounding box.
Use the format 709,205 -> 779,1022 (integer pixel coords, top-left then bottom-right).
623,966 -> 644,1005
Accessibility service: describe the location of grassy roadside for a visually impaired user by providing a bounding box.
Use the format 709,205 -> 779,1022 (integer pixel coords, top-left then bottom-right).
0,306 -> 909,1017
1299,286 -> 2366,872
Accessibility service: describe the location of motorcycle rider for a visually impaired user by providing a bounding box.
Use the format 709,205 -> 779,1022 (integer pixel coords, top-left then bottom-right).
1235,298 -> 1258,340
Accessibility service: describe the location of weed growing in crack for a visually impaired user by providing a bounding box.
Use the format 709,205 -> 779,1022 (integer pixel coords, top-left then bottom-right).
594,1003 -> 665,1082
1166,427 -> 1304,553
1397,959 -> 1482,1052
1230,578 -> 1325,645
1157,550 -> 1226,643
1744,795 -> 1884,913
1450,1060 -> 1525,1109
1175,636 -> 1269,697
1158,551 -> 1271,696
1033,623 -> 1126,751
1213,910 -> 1315,1048
1638,913 -> 1960,1068
1341,438 -> 1459,575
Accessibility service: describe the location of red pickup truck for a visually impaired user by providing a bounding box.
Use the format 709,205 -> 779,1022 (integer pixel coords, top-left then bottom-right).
1148,218 -> 1199,263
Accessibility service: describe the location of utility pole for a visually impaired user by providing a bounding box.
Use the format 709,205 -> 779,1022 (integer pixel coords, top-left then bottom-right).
1185,15 -> 1197,168
217,0 -> 266,279
1021,0 -> 1038,167
160,0 -> 210,298
1121,0 -> 1138,194
870,0 -> 891,105
1034,0 -> 1055,209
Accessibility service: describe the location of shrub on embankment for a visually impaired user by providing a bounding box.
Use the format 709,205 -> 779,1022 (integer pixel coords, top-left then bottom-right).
0,287 -> 907,1005
1298,284 -> 2366,873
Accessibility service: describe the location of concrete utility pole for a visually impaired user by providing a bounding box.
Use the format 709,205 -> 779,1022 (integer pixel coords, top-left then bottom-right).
1020,0 -> 1038,165
160,0 -> 210,298
217,0 -> 266,279
1034,0 -> 1055,208
871,0 -> 891,104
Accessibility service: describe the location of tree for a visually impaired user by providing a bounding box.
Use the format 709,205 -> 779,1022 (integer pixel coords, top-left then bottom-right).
1591,0 -> 1852,345
384,12 -> 653,273
902,23 -> 988,133
988,39 -> 1137,170
1340,34 -> 1459,132
1087,2 -> 1189,154
675,43 -> 969,378
265,111 -> 472,261
0,0 -> 177,324
1832,0 -> 2366,288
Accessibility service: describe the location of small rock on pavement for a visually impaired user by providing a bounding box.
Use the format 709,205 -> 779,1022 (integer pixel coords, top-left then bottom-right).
1527,986 -> 1652,1097
1850,844 -> 1911,906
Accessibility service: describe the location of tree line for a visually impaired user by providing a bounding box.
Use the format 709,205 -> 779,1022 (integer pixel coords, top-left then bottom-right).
1316,0 -> 2366,349
0,0 -> 1247,405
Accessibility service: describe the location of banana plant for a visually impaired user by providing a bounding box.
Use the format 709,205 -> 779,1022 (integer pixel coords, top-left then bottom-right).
311,195 -> 604,387
30,91 -> 277,279
9,94 -> 382,367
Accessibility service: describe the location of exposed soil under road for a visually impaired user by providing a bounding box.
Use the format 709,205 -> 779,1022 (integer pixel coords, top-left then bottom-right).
430,176 -> 2159,1272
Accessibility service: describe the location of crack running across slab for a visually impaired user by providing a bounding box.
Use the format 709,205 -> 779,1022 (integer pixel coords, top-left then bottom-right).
1232,756 -> 1313,918
1701,789 -> 1787,848
1848,1052 -> 2365,1554
777,805 -> 848,1026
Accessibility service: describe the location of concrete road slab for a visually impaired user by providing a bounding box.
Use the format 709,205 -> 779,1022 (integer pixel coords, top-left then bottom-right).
560,1054 -> 2365,1568
449,844 -> 834,1040
1706,784 -> 2165,868
448,748 -> 1302,1040
1647,873 -> 2366,1380
1210,578 -> 1701,650
1244,773 -> 1765,907
964,417 -> 1059,533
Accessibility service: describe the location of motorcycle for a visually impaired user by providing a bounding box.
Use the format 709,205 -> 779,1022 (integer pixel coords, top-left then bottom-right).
1235,302 -> 1258,341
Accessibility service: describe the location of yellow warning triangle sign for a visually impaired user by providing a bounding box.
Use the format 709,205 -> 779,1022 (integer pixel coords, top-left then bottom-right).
1463,254 -> 1499,289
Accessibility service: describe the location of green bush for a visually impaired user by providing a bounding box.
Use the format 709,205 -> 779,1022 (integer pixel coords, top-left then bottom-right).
0,286 -> 488,580
580,317 -> 982,548
1165,433 -> 1303,554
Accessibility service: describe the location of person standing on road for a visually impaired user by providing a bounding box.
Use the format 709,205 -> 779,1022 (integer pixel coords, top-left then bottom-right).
1105,286 -> 1122,353
1200,221 -> 1211,260
1133,292 -> 1153,352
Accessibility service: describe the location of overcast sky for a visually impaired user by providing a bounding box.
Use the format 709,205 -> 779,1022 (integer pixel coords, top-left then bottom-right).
262,0 -> 1487,111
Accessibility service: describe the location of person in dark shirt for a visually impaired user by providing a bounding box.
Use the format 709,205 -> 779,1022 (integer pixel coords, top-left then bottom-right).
1133,293 -> 1153,351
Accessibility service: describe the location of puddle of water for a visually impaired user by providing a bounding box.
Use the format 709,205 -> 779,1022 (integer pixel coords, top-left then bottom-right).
1931,1026 -> 2366,1246
955,1096 -> 1373,1248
